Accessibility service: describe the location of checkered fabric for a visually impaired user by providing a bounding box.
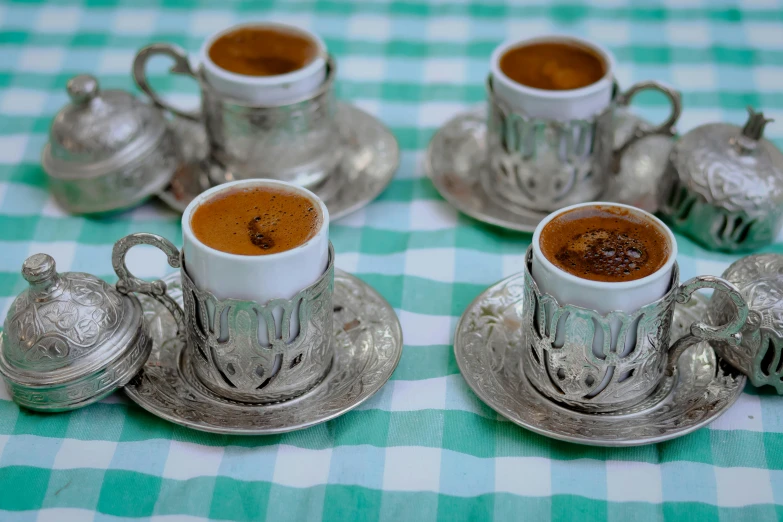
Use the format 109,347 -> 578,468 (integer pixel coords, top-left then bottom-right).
1,0 -> 783,520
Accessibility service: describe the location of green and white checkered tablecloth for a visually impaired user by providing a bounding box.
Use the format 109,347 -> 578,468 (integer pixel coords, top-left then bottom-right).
2,0 -> 783,520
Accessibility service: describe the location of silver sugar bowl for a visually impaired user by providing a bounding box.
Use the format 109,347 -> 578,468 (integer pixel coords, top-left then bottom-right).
709,254 -> 783,393
658,108 -> 783,252
0,254 -> 153,411
42,74 -> 180,214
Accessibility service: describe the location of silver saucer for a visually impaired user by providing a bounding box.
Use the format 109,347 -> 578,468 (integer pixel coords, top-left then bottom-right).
124,270 -> 403,435
160,103 -> 399,221
454,273 -> 746,447
426,107 -> 674,232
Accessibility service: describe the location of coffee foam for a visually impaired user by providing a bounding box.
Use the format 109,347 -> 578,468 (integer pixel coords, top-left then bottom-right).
539,206 -> 669,283
191,186 -> 321,256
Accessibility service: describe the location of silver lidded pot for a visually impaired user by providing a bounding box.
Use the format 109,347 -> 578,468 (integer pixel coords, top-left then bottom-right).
658,108 -> 783,252
0,254 -> 153,411
41,74 -> 180,214
708,254 -> 783,393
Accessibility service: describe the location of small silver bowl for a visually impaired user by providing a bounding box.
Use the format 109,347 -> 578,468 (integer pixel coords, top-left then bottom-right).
658,108 -> 783,252
41,74 -> 180,214
0,254 -> 152,411
708,253 -> 783,392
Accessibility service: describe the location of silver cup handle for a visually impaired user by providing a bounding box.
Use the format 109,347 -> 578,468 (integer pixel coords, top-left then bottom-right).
112,232 -> 186,339
612,80 -> 682,172
132,43 -> 201,121
666,275 -> 748,375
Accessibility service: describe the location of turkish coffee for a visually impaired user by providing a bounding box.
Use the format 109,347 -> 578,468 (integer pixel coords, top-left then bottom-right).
208,26 -> 318,77
539,205 -> 670,282
191,186 -> 321,256
499,40 -> 606,91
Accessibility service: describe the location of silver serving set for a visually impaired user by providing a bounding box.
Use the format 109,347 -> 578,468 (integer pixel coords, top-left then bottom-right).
3,26 -> 783,445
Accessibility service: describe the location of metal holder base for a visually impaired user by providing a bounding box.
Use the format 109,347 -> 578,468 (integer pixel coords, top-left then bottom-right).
158,103 -> 399,222
124,269 -> 403,435
426,106 -> 674,232
454,272 -> 746,447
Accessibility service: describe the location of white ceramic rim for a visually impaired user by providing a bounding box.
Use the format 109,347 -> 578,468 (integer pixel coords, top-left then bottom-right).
531,202 -> 678,290
181,179 -> 329,262
199,22 -> 327,88
489,34 -> 616,100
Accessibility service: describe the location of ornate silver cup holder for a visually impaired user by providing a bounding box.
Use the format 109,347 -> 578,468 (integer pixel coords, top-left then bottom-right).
454,252 -> 750,446
110,234 -> 403,434
426,106 -> 674,233
158,102 -> 399,222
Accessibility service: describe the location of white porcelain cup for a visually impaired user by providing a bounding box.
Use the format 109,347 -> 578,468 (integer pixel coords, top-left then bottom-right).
490,35 -> 616,121
181,179 -> 330,343
531,201 -> 677,388
199,22 -> 327,105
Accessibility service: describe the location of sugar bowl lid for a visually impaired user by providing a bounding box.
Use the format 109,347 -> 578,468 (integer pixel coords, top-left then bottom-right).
42,74 -> 168,178
0,253 -> 152,411
708,253 -> 783,392
669,107 -> 783,214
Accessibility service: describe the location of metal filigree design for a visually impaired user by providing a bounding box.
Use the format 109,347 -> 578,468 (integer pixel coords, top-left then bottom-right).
454,272 -> 746,447
124,270 -> 402,435
183,246 -> 335,404
156,103 -> 400,222
3,255 -> 125,371
658,108 -> 783,252
521,248 -> 747,412
425,107 -> 673,233
133,44 -> 341,189
709,254 -> 783,392
484,78 -> 681,214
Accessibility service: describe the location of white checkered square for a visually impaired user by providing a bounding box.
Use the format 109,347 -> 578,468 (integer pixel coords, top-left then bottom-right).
754,67 -> 783,92
665,22 -> 711,46
163,441 -> 224,480
745,23 -> 783,48
714,467 -> 775,507
423,59 -> 467,84
36,7 -> 81,33
427,17 -> 470,41
111,9 -> 158,35
97,49 -> 136,75
404,248 -> 455,283
606,461 -> 663,503
709,393 -> 764,432
502,253 -> 526,278
495,457 -> 551,497
0,435 -> 9,460
505,20 -> 553,39
37,508 -> 96,522
341,57 -> 386,81
347,15 -> 391,41
0,89 -> 48,116
671,64 -> 717,90
189,11 -> 235,36
409,200 -> 458,230
53,439 -> 117,470
585,21 -> 630,44
399,311 -> 452,346
18,48 -> 65,73
273,446 -> 332,488
383,447 -> 441,492
27,242 -> 76,271
390,377 -> 448,411
418,102 -> 469,128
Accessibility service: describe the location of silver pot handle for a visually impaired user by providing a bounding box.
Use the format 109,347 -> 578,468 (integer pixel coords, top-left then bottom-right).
666,275 -> 748,374
112,232 -> 186,339
612,80 -> 682,172
132,43 -> 201,121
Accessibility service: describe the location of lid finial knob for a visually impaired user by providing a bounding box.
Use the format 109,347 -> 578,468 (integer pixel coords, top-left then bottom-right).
66,74 -> 99,105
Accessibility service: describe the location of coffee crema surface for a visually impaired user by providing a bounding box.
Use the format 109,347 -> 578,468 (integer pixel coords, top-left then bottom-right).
208,27 -> 317,77
191,187 -> 321,256
539,206 -> 670,283
499,41 -> 606,91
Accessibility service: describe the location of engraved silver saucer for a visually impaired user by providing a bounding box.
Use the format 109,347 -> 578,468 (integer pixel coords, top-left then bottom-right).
124,270 -> 403,434
454,273 -> 746,447
426,107 -> 673,233
159,103 -> 399,221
